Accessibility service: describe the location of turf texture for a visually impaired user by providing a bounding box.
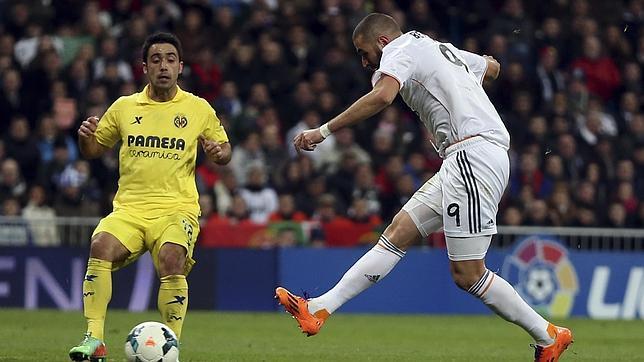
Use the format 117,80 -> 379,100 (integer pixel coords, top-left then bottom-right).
0,309 -> 642,361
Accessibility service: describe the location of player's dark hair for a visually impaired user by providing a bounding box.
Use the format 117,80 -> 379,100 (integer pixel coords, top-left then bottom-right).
141,32 -> 183,62
353,13 -> 401,41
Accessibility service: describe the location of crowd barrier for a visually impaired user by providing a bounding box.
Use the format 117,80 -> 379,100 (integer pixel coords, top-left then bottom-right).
2,234 -> 643,319
2,216 -> 643,251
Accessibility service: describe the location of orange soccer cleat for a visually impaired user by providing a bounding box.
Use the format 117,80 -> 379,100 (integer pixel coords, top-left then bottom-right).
534,323 -> 574,362
275,287 -> 329,336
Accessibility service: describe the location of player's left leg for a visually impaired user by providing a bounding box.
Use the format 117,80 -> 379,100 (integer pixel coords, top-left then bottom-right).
447,239 -> 573,361
149,214 -> 198,340
441,140 -> 571,360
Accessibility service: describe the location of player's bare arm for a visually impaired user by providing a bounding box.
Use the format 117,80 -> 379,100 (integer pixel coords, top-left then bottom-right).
482,55 -> 500,85
78,116 -> 109,159
199,135 -> 232,165
294,75 -> 399,151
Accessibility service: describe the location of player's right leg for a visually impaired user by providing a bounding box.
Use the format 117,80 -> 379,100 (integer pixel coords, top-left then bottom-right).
276,212 -> 420,336
70,212 -> 145,361
276,176 -> 443,336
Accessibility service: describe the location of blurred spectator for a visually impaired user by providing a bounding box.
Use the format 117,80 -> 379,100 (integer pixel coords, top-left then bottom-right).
38,136 -> 73,194
225,194 -> 252,224
269,193 -> 308,222
213,167 -> 238,216
229,132 -> 265,186
616,181 -> 639,216
214,81 -> 242,120
36,115 -> 78,164
535,47 -> 565,109
296,174 -> 330,216
501,205 -> 524,226
175,6 -> 212,65
199,194 -> 215,226
571,36 -> 621,101
22,184 -> 58,246
0,197 -> 31,246
348,198 -> 382,227
605,202 -> 632,228
510,152 -> 544,197
0,158 -> 27,204
54,160 -> 100,216
351,163 -> 381,215
190,47 -> 222,103
548,187 -> 576,226
3,115 -> 40,182
93,37 -> 133,84
261,123 -> 288,182
524,200 -> 553,226
0,69 -> 26,130
239,165 -> 278,224
319,128 -> 370,174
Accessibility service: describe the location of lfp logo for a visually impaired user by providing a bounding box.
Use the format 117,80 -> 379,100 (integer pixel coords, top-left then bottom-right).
501,237 -> 579,318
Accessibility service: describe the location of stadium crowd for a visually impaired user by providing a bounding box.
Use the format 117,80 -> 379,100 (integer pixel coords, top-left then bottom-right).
0,0 -> 642,247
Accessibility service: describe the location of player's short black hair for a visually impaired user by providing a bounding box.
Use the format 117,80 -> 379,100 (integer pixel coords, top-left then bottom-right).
141,32 -> 183,62
353,13 -> 401,41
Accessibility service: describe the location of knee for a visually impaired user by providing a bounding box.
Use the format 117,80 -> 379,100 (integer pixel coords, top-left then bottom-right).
382,212 -> 417,251
89,234 -> 127,262
450,266 -> 486,291
158,244 -> 187,277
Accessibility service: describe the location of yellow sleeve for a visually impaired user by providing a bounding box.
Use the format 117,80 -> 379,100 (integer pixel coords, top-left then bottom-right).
94,101 -> 121,148
202,101 -> 229,143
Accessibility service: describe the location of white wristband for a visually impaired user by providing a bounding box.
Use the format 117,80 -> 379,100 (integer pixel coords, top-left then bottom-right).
319,123 -> 332,139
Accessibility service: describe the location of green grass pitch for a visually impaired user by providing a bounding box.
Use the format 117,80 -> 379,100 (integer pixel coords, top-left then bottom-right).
1,309 -> 642,361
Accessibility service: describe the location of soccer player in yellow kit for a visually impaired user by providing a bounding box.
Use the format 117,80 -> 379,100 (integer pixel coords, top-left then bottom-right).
69,33 -> 231,361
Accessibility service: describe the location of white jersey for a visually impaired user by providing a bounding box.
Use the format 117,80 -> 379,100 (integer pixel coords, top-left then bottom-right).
371,31 -> 510,156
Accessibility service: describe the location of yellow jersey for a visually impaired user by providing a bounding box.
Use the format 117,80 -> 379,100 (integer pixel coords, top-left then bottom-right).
94,85 -> 228,218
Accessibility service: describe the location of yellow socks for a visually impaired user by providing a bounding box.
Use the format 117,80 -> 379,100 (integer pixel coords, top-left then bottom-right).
158,275 -> 188,339
83,258 -> 113,340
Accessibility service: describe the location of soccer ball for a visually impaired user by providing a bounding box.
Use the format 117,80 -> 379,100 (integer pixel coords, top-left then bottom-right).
124,321 -> 179,362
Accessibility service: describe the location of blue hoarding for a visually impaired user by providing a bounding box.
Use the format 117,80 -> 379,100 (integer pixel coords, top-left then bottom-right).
1,237 -> 643,319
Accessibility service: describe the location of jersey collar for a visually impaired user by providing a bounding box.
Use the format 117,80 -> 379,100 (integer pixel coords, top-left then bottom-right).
136,85 -> 186,104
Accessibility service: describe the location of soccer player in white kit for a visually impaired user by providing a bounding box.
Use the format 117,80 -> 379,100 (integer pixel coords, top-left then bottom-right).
276,13 -> 573,361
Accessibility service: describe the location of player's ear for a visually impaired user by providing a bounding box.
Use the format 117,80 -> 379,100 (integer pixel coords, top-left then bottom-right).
142,62 -> 147,74
377,35 -> 390,48
179,61 -> 183,75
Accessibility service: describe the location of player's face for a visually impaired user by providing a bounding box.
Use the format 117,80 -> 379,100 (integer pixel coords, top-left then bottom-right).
354,35 -> 382,72
143,43 -> 183,90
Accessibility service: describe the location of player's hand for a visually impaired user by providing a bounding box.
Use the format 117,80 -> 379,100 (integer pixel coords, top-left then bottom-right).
78,116 -> 99,138
199,135 -> 225,162
293,128 -> 324,152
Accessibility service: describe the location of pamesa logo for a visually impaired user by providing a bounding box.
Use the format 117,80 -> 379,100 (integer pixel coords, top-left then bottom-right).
501,237 -> 579,318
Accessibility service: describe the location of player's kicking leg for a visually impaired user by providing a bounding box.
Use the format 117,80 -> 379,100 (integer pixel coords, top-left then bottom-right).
276,209 -> 428,336
69,232 -> 130,361
448,237 -> 573,362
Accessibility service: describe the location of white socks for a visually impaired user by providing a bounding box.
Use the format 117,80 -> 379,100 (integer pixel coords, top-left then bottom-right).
469,269 -> 554,346
308,235 -> 405,314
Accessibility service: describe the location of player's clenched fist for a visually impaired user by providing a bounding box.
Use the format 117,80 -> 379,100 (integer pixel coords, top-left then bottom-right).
78,116 -> 99,138
199,134 -> 231,165
293,128 -> 324,152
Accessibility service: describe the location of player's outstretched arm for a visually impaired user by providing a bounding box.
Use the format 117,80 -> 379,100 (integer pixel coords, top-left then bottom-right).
294,75 -> 399,152
78,116 -> 109,159
199,135 -> 232,165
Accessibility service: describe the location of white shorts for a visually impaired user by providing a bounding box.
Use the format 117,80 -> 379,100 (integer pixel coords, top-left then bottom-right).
402,136 -> 509,259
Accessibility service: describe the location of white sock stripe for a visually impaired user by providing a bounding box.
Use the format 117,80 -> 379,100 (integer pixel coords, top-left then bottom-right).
468,269 -> 490,296
378,236 -> 405,258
